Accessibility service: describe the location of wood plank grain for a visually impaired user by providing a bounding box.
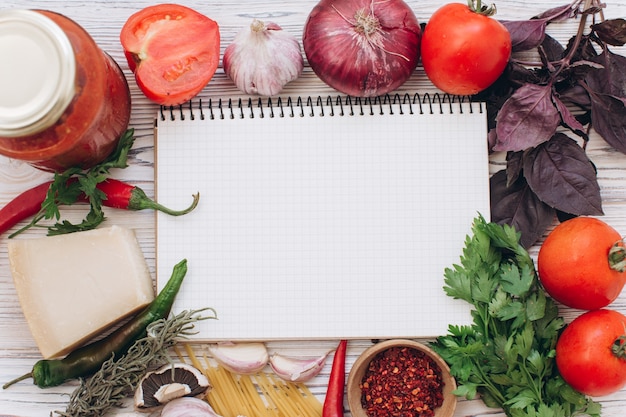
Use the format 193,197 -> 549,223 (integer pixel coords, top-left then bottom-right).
1,1 -> 625,416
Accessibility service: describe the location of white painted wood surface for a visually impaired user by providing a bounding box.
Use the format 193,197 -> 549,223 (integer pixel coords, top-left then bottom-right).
1,0 -> 625,416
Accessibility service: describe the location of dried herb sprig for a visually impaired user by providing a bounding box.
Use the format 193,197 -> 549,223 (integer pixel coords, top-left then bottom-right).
53,308 -> 217,417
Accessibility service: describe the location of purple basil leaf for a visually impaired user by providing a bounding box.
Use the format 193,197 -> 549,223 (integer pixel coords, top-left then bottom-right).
507,61 -> 546,87
589,92 -> 626,153
494,83 -> 560,152
585,50 -> 626,152
587,49 -> 626,97
501,19 -> 547,52
541,34 -> 566,62
591,18 -> 626,46
552,94 -> 587,138
564,34 -> 599,61
533,4 -> 577,22
583,5 -> 605,16
557,59 -> 604,83
506,151 -> 523,186
490,169 -> 555,248
559,84 -> 591,108
523,133 -> 603,215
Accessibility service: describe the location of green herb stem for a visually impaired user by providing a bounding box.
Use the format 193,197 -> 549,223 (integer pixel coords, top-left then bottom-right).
473,357 -> 507,405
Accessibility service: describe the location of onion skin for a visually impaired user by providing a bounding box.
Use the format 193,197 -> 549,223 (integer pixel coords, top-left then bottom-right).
303,0 -> 421,97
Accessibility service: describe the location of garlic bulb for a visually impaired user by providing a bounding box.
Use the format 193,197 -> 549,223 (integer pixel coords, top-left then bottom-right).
223,19 -> 304,96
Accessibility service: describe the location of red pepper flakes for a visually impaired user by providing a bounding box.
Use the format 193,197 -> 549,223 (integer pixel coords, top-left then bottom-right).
359,346 -> 444,417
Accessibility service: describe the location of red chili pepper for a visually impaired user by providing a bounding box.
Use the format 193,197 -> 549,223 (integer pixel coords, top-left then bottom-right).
93,178 -> 199,213
0,182 -> 52,237
323,339 -> 348,417
0,179 -> 199,236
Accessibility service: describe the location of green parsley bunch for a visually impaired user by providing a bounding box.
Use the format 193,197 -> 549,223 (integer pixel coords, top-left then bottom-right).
11,129 -> 135,237
431,215 -> 600,417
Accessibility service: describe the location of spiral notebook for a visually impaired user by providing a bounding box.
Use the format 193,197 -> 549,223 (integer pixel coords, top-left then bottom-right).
155,93 -> 489,341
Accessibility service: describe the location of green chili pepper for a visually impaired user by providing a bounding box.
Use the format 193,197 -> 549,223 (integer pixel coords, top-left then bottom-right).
3,259 -> 188,389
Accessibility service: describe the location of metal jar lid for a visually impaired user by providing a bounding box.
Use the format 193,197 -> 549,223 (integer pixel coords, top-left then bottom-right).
0,9 -> 76,137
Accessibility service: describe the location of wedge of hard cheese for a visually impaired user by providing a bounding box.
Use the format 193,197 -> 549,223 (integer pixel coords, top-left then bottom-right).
8,226 -> 154,359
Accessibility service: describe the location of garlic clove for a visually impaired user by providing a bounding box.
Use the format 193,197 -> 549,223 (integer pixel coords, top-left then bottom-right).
160,397 -> 223,417
223,19 -> 304,96
269,351 -> 331,383
207,342 -> 269,375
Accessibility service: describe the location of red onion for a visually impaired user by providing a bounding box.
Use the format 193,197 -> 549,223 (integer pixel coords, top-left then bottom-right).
303,0 -> 421,97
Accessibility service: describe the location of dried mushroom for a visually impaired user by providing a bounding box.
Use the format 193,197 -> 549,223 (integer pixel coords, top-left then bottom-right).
134,363 -> 210,411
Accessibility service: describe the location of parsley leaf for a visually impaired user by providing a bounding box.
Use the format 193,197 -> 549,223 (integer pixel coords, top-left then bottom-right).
431,215 -> 601,417
499,262 -> 533,297
9,129 -> 135,238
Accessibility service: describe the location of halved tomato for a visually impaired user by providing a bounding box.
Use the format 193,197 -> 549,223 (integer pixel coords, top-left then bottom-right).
120,4 -> 220,106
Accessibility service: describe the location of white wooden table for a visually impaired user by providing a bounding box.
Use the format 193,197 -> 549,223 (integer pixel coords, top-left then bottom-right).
1,1 -> 625,416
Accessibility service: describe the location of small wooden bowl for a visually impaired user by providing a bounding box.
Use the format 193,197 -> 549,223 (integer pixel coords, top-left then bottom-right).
347,339 -> 457,417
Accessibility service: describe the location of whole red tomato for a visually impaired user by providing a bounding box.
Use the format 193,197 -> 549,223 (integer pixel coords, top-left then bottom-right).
120,4 -> 220,106
537,217 -> 626,310
420,1 -> 511,95
556,309 -> 626,397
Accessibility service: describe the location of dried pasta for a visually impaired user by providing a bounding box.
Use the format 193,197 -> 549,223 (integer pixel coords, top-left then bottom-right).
177,344 -> 323,417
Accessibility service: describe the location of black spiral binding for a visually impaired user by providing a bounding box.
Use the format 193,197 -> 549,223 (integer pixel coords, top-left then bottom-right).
159,93 -> 482,122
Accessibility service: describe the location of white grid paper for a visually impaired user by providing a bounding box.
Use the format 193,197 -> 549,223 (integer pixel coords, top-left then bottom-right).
156,97 -> 489,341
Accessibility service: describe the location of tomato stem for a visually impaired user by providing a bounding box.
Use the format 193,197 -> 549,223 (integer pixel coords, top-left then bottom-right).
467,0 -> 497,16
612,334 -> 626,359
608,240 -> 626,272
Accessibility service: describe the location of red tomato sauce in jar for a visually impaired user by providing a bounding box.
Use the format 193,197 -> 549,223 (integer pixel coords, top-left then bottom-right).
0,10 -> 131,172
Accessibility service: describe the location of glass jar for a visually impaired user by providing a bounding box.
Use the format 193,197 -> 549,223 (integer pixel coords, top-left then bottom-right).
0,9 -> 131,172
